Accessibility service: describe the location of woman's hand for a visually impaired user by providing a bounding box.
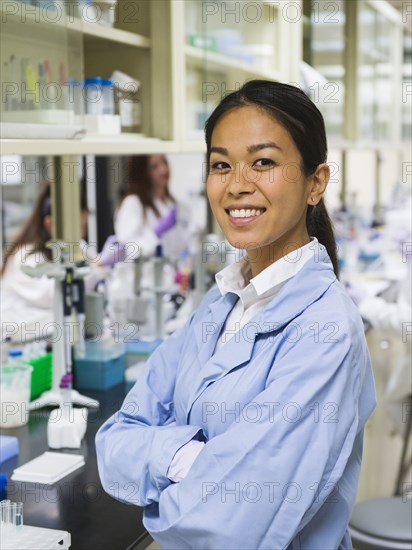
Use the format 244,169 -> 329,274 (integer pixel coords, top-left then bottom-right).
154,206 -> 177,238
98,235 -> 126,267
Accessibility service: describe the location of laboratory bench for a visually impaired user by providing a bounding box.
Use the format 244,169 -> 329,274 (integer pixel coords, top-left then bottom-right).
0,384 -> 152,550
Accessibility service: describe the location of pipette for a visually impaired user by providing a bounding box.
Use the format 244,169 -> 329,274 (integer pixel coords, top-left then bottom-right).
72,278 -> 85,356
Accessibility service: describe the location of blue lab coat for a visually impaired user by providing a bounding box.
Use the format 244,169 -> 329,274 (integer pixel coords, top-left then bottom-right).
96,245 -> 376,549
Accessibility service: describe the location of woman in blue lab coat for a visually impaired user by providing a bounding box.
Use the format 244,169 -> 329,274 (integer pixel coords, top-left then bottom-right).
96,81 -> 376,549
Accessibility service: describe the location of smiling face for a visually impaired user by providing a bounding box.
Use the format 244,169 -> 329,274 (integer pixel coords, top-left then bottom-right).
207,105 -> 328,276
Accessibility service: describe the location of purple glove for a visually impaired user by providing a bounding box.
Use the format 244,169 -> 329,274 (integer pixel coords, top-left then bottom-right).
99,235 -> 126,267
154,206 -> 177,238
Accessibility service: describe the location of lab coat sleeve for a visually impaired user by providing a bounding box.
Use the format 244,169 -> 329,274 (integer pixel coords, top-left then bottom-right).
359,295 -> 411,333
114,195 -> 159,258
143,316 -> 375,549
359,259 -> 412,333
95,312 -> 204,507
5,250 -> 54,309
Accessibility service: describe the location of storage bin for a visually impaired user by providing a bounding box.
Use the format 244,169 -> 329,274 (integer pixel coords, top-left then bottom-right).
74,340 -> 125,390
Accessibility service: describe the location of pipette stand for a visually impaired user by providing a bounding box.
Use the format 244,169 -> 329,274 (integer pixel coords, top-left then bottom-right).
21,242 -> 99,410
135,253 -> 171,340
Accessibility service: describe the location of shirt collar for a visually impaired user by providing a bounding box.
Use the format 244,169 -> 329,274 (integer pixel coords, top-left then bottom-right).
215,238 -> 319,299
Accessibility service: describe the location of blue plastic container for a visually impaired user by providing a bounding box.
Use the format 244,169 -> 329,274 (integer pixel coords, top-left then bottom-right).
124,338 -> 163,367
74,341 -> 125,390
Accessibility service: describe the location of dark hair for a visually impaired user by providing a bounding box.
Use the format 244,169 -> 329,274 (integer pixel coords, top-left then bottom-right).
1,182 -> 52,275
123,155 -> 175,218
205,80 -> 339,277
2,182 -> 88,276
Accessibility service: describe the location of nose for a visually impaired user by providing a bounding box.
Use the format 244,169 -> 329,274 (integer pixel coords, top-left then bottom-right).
226,163 -> 256,196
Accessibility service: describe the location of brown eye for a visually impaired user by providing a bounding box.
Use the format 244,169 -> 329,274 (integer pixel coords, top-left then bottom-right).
210,162 -> 230,171
254,158 -> 276,168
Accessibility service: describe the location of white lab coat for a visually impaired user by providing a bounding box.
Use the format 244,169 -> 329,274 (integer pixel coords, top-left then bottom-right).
114,195 -> 195,262
1,246 -> 54,342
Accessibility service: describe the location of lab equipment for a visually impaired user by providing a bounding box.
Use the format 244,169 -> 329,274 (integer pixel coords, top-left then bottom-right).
73,339 -> 125,390
1,524 -> 70,550
107,262 -> 135,327
0,474 -> 6,500
85,291 -> 105,337
84,77 -> 115,116
0,499 -> 70,550
21,241 -> 99,410
11,452 -> 85,484
83,77 -> 120,134
62,267 -> 75,381
0,500 -> 23,547
133,248 -> 176,339
28,353 -> 53,401
111,70 -> 141,133
72,277 -> 86,356
0,364 -> 33,428
47,387 -> 88,450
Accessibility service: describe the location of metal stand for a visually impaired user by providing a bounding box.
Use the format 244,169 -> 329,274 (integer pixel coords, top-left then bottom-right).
22,257 -> 99,410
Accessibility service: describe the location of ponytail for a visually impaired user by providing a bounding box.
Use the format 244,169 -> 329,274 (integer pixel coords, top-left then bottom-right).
306,198 -> 339,278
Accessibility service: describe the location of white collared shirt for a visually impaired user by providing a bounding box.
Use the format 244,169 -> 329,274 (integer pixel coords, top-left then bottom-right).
214,238 -> 319,352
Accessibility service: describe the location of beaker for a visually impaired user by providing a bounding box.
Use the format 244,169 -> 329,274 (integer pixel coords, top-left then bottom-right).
0,365 -> 33,428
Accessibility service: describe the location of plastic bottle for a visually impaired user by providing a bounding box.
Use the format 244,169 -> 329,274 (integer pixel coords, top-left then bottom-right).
7,349 -> 23,366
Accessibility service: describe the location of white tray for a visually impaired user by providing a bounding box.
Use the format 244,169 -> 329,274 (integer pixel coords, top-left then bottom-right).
11,452 -> 85,484
1,524 -> 70,550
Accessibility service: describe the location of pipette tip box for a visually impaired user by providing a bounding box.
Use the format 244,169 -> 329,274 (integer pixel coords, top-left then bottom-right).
74,341 -> 125,390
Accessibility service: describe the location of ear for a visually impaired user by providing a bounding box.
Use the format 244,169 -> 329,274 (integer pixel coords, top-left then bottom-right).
306,163 -> 330,206
43,214 -> 52,236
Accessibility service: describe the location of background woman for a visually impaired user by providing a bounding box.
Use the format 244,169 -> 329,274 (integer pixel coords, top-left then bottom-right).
114,154 -> 193,262
1,182 -> 116,343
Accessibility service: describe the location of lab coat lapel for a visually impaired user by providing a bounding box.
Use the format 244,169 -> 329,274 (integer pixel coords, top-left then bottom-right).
193,292 -> 238,366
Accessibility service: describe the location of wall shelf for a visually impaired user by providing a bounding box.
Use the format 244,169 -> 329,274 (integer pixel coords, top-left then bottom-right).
70,19 -> 150,49
185,45 -> 282,82
0,4 -> 150,48
0,136 -> 178,156
0,0 -> 303,156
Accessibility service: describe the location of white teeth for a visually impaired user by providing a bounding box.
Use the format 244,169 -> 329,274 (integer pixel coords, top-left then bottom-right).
228,208 -> 264,218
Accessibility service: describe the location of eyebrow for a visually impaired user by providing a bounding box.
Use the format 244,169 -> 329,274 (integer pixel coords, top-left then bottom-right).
248,142 -> 282,154
209,142 -> 282,156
